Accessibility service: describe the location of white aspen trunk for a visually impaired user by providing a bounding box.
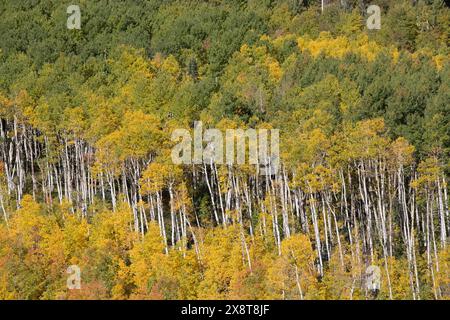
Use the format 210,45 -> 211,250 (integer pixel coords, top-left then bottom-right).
204,163 -> 220,225
436,177 -> 447,248
309,188 -> 323,276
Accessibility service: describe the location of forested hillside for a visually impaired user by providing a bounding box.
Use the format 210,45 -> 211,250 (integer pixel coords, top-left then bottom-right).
0,0 -> 449,300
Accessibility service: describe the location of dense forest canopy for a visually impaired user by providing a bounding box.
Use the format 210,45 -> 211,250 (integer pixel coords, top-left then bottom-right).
0,0 -> 449,300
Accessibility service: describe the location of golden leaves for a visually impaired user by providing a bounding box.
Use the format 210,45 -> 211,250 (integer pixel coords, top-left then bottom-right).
297,33 -> 385,62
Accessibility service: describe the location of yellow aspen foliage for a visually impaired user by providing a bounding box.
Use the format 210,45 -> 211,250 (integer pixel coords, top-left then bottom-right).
140,161 -> 182,195
347,118 -> 389,160
411,157 -> 443,188
161,55 -> 181,78
129,222 -> 167,297
84,94 -> 121,141
2,195 -> 69,299
109,46 -> 153,81
267,234 -> 319,299
389,137 -> 415,168
63,107 -> 86,137
9,195 -> 47,249
96,110 -> 163,162
338,9 -> 362,37
111,259 -> 135,299
435,247 -> 450,299
0,273 -> 15,299
198,224 -> 248,299
322,251 -> 355,300
62,214 -> 89,265
90,204 -> 135,255
0,92 -> 14,118
0,223 -> 16,299
297,32 -> 385,62
0,0 -> 447,302
228,259 -> 268,300
433,54 -> 448,71
383,257 -> 413,300
166,249 -> 202,300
